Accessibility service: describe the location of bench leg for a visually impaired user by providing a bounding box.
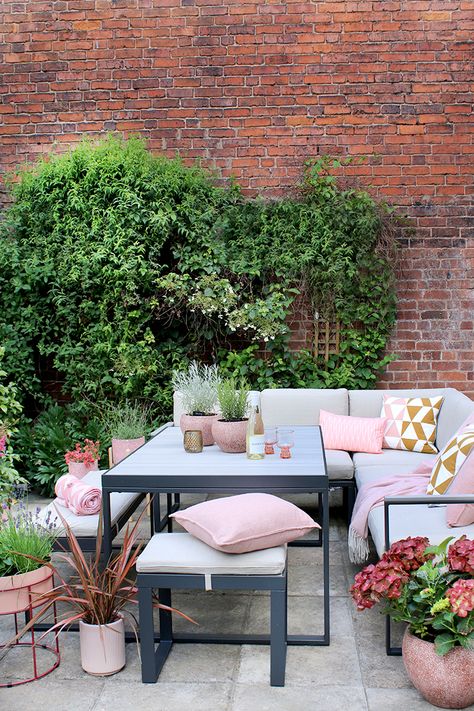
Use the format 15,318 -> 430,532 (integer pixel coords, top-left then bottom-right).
270,586 -> 287,687
139,584 -> 157,683
343,484 -> 356,525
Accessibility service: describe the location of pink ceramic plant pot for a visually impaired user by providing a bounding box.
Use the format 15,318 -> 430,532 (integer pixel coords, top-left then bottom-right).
79,615 -> 126,676
67,461 -> 98,479
212,419 -> 248,453
180,414 -> 217,446
402,628 -> 474,709
111,437 -> 145,464
0,565 -> 53,615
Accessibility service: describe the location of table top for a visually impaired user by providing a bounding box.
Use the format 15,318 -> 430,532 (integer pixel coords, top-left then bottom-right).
102,424 -> 328,493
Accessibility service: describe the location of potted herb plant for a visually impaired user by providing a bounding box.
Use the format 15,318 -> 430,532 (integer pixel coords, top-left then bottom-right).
20,510 -> 193,677
103,400 -> 148,464
0,502 -> 57,616
351,536 -> 474,709
172,362 -> 220,446
64,439 -> 100,478
212,378 -> 249,453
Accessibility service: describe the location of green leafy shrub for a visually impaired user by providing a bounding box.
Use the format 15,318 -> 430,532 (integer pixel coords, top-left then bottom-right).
102,400 -> 149,440
0,347 -> 24,498
0,138 -> 398,486
217,379 -> 249,421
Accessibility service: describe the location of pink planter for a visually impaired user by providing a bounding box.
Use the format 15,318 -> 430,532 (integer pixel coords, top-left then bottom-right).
402,628 -> 474,709
0,565 -> 53,615
212,419 -> 248,453
111,437 -> 145,464
180,414 -> 217,446
67,461 -> 98,479
79,616 -> 126,676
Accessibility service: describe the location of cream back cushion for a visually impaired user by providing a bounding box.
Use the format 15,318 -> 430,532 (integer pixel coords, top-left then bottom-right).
260,388 -> 348,427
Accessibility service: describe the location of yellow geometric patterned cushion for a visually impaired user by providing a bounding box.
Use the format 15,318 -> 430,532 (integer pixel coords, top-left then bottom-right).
427,424 -> 474,495
381,395 -> 444,454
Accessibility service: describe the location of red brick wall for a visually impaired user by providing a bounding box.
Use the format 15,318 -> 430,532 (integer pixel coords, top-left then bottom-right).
1,0 -> 473,396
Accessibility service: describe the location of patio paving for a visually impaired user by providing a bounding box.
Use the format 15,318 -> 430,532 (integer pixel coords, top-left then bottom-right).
0,494 -> 461,710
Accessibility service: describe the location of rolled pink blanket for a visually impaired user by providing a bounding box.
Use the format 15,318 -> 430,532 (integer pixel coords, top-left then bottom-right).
67,480 -> 102,515
55,474 -> 79,507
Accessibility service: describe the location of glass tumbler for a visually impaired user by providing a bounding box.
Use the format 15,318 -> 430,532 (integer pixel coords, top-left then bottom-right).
277,428 -> 294,459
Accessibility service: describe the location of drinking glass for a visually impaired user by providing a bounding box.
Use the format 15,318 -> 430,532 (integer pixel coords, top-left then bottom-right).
277,428 -> 294,459
264,427 -> 277,455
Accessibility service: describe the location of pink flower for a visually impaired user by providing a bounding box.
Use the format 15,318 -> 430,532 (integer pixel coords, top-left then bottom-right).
446,579 -> 474,618
448,537 -> 474,576
65,440 -> 100,465
350,564 -> 380,610
0,436 -> 6,458
383,536 -> 433,572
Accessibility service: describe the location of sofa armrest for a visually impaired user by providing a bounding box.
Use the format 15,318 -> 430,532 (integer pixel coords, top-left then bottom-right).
383,495 -> 474,551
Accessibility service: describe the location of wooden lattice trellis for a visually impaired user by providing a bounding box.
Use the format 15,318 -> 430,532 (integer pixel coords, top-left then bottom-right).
314,316 -> 341,361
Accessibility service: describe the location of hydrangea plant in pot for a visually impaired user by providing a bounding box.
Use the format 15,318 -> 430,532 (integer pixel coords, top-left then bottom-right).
0,502 -> 57,616
103,400 -> 148,464
212,378 -> 249,453
172,362 -> 220,446
351,536 -> 474,709
64,440 -> 100,479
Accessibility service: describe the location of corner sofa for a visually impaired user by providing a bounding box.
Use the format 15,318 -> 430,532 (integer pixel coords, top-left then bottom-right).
173,387 -> 474,558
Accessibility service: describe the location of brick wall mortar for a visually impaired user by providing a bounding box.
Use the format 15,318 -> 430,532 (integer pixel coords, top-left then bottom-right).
0,0 -> 472,396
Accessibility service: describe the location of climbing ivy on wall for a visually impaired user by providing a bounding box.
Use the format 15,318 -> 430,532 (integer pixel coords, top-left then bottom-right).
0,135 -> 397,423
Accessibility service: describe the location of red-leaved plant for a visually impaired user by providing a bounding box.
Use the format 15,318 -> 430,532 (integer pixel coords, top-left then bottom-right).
64,440 -> 100,466
350,536 -> 474,656
13,506 -> 194,644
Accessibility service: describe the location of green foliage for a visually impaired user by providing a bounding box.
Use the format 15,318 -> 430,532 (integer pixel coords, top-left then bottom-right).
0,505 -> 57,577
102,400 -> 149,440
172,362 -> 220,416
0,347 -> 24,496
0,138 -> 398,487
16,405 -> 107,497
217,379 -> 249,421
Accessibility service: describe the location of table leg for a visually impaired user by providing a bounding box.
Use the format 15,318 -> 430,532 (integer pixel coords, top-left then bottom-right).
322,487 -> 330,645
102,488 -> 113,563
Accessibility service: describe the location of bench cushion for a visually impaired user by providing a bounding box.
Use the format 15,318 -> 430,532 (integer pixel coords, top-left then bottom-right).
368,502 -> 474,559
353,450 -> 435,470
325,449 -> 354,480
38,470 -> 141,538
136,533 -> 287,575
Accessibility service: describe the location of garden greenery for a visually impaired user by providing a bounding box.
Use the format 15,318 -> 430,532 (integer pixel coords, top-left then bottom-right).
0,135 -> 398,492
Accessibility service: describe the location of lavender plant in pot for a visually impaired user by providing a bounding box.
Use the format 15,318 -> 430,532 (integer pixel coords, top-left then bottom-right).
103,400 -> 149,465
212,379 -> 249,453
173,362 -> 220,446
351,536 -> 474,709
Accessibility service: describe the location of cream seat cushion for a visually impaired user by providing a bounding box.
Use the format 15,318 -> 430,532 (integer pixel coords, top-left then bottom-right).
136,532 -> 287,576
38,470 -> 141,537
325,450 -> 354,480
353,450 -> 436,470
260,388 -> 348,427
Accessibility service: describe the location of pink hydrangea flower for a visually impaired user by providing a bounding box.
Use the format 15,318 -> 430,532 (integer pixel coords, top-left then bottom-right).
448,536 -> 474,576
446,579 -> 474,618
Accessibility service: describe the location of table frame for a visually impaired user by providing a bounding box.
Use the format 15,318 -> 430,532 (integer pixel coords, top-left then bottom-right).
101,423 -> 330,647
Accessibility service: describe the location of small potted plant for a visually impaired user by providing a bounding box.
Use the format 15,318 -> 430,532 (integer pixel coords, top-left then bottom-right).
19,510 -> 194,677
64,439 -> 100,478
351,536 -> 474,709
103,400 -> 148,464
212,378 -> 249,453
172,362 -> 220,446
0,501 -> 57,616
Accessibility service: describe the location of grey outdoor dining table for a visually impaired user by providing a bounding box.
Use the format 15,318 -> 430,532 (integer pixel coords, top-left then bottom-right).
101,423 -> 330,646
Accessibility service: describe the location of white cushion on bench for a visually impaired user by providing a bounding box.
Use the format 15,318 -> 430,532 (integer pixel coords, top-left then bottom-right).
38,470 -> 141,538
325,450 -> 354,480
260,388 -> 348,427
353,450 -> 436,470
368,501 -> 474,559
136,532 -> 287,576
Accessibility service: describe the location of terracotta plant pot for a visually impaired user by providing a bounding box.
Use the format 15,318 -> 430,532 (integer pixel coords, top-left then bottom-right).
0,565 -> 54,615
68,461 -> 98,479
111,436 -> 145,464
79,615 -> 126,676
402,628 -> 474,709
180,414 -> 217,446
212,419 -> 248,453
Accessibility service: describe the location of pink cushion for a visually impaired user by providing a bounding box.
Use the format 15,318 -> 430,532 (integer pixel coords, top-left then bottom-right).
170,493 -> 319,553
446,411 -> 474,527
319,409 -> 386,454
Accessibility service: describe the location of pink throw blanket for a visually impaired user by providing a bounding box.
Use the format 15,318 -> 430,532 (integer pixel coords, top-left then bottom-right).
348,461 -> 433,563
54,474 -> 102,515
